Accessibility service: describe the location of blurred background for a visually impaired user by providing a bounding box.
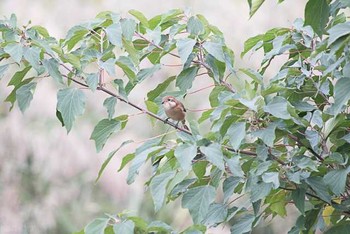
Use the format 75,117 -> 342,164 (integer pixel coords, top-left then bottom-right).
0,0 -> 305,233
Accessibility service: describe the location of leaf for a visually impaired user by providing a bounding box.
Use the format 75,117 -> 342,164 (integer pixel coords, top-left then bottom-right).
147,76 -> 175,101
264,96 -> 291,119
202,41 -> 225,62
129,9 -> 149,28
4,43 -> 23,63
325,224 -> 350,234
118,153 -> 135,172
227,122 -> 246,150
327,22 -> 350,46
90,118 -> 122,152
223,176 -> 241,202
241,34 -> 263,57
147,221 -> 173,232
86,73 -> 99,92
199,143 -> 225,170
150,171 -> 176,211
136,64 -> 161,83
305,177 -> 331,204
230,213 -> 255,234
262,172 -> 280,189
203,203 -> 228,226
65,29 -> 89,51
42,58 -> 64,84
95,140 -> 133,183
174,143 -> 197,171
16,82 -> 37,113
176,66 -> 199,92
250,181 -> 272,202
182,185 -> 216,224
187,16 -> 204,36
248,0 -> 265,18
324,167 -> 350,195
292,188 -> 306,215
84,218 -> 109,234
177,38 -> 197,65
251,124 -> 276,147
113,220 -> 135,234
329,77 -> 350,115
31,25 -> 50,38
226,157 -> 244,178
56,88 -> 86,132
105,23 -> 122,47
99,58 -> 116,77
0,64 -> 9,80
23,47 -> 42,73
103,97 -> 117,120
304,0 -> 329,37
121,18 -> 136,41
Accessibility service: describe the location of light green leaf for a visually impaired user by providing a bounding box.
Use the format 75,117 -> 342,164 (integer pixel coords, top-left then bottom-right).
248,0 -> 265,17
324,167 -> 350,195
113,220 -> 135,234
174,143 -> 197,171
84,218 -> 109,234
0,64 -> 10,80
202,41 -> 225,62
63,53 -> 81,69
99,58 -> 116,77
199,143 -> 224,170
129,9 -> 149,28
329,77 -> 350,115
103,97 -> 117,120
187,16 -> 204,36
136,64 -> 161,83
230,213 -> 255,234
16,82 -> 37,113
105,23 -> 122,47
95,140 -> 133,183
23,47 -> 42,73
57,88 -> 86,132
90,118 -> 122,152
31,25 -> 50,38
264,96 -> 291,119
43,58 -> 64,84
241,34 -> 263,57
177,38 -> 197,65
203,203 -> 228,226
121,18 -> 136,41
250,181 -> 272,202
176,66 -> 199,92
262,172 -> 280,189
327,22 -> 350,46
226,156 -> 244,178
150,171 -> 176,211
4,43 -> 23,63
147,221 -> 173,232
182,185 -> 216,224
147,76 -> 175,101
304,0 -> 329,37
252,124 -> 276,147
227,122 -> 246,150
86,73 -> 99,92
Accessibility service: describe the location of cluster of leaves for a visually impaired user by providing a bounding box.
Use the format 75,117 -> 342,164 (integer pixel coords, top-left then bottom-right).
1,0 -> 350,233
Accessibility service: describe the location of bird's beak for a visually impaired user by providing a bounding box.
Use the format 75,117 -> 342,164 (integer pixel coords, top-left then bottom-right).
161,101 -> 164,104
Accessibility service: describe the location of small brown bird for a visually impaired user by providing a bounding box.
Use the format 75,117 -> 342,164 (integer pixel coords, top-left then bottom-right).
162,95 -> 189,130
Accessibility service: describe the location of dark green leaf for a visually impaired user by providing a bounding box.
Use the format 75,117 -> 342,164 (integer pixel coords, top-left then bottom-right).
147,76 -> 175,101
292,188 -> 306,214
16,82 -> 37,113
248,0 -> 265,17
199,143 -> 224,170
113,220 -> 135,234
90,118 -> 122,152
176,66 -> 199,92
324,167 -> 350,195
329,77 -> 350,115
103,97 -> 117,120
325,224 -> 350,234
150,171 -> 176,211
182,185 -> 216,224
56,88 -> 86,132
241,34 -> 263,57
305,177 -> 331,204
304,0 -> 329,37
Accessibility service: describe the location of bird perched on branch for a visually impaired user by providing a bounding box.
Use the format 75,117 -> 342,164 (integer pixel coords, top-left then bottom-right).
162,95 -> 189,130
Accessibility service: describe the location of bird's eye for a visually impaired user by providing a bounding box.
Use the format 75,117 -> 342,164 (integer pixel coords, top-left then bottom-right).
168,98 -> 171,101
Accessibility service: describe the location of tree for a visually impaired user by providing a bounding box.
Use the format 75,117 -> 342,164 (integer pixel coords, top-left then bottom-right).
1,0 -> 350,233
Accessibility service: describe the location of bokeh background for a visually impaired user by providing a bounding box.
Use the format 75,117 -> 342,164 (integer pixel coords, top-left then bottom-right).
0,1 -> 306,233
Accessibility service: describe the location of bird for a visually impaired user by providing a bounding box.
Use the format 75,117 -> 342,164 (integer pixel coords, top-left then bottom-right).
161,95 -> 189,130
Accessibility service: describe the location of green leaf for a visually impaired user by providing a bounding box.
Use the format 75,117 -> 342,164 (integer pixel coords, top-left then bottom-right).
187,16 -> 204,36
199,143 -> 224,170
23,47 -> 42,73
136,64 -> 161,83
248,0 -> 265,18
241,34 -> 263,57
8,66 -> 31,87
262,172 -> 280,189
329,77 -> 350,115
292,188 -> 306,214
118,153 -> 135,172
203,203 -> 228,226
304,0 -> 329,37
177,38 -> 197,65
90,118 -> 122,152
202,41 -> 225,62
0,64 -> 9,80
147,76 -> 175,101
251,124 -> 276,147
264,96 -> 291,119
305,177 -> 331,204
16,82 -> 37,113
105,23 -> 122,47
121,18 -> 136,41
103,97 -> 117,120
4,43 -> 23,63
63,53 -> 81,69
65,29 -> 89,51
250,181 -> 273,202
230,213 -> 255,234
113,220 -> 135,234
95,140 -> 133,183
223,176 -> 242,202
56,88 -> 86,132
43,58 -> 64,84
99,58 -> 116,77
84,218 -> 109,234
150,171 -> 176,211
176,66 -> 199,92
325,224 -> 350,234
86,73 -> 99,92
147,221 -> 173,232
174,143 -> 197,171
226,157 -> 244,178
324,167 -> 350,196
129,9 -> 149,28
31,25 -> 50,38
182,185 -> 216,224
327,22 -> 350,46
227,122 -> 246,150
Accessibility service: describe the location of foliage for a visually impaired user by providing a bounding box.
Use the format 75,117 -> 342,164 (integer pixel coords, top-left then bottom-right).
1,0 -> 350,233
